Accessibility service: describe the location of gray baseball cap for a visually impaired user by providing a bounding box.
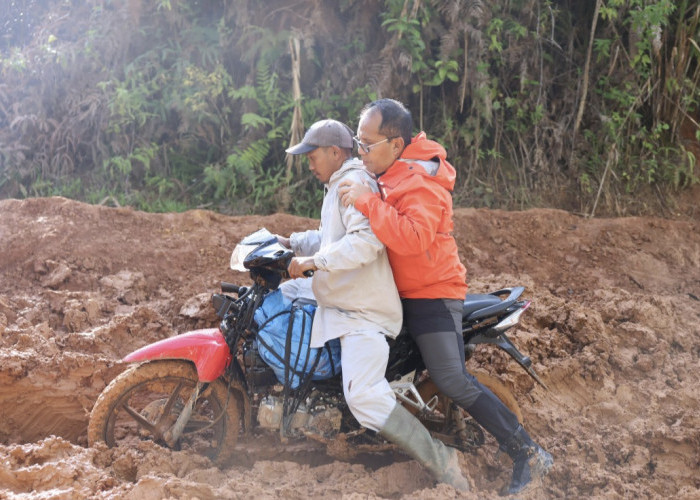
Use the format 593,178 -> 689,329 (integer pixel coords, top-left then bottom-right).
286,119 -> 354,155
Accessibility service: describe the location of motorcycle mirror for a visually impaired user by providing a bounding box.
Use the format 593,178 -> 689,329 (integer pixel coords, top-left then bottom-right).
239,228 -> 276,245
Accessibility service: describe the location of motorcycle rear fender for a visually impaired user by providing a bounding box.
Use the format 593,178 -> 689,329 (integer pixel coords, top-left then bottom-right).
123,328 -> 232,382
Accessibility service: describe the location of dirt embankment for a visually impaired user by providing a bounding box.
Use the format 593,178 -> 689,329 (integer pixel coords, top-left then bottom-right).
0,197 -> 698,499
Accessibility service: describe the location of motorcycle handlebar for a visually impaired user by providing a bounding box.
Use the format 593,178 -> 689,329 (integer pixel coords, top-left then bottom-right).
221,282 -> 243,294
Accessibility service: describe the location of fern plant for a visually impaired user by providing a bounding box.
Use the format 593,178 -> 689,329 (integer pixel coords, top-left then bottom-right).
203,61 -> 292,213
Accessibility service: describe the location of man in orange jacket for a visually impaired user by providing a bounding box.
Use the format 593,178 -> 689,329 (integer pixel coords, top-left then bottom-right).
339,98 -> 553,495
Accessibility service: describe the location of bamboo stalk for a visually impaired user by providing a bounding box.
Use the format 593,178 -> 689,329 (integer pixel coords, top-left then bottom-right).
287,36 -> 304,178
573,0 -> 602,139
589,143 -> 617,218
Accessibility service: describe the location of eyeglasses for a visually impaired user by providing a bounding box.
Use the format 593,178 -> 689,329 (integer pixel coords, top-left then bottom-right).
353,136 -> 397,154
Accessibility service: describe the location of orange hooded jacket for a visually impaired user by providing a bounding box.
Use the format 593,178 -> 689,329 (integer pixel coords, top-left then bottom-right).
355,132 -> 468,300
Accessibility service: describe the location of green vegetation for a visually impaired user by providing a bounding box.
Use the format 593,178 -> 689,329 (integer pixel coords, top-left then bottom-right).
0,0 -> 698,217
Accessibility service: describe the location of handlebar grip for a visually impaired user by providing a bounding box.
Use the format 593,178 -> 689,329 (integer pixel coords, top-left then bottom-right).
221,282 -> 241,294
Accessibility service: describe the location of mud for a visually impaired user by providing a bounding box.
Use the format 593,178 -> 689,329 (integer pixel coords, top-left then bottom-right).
0,196 -> 698,499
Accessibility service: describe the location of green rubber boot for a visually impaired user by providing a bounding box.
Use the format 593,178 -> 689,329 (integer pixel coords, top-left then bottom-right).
379,403 -> 470,492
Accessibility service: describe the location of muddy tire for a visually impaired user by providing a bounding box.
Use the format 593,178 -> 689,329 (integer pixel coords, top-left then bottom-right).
414,370 -> 522,451
416,371 -> 522,423
88,360 -> 240,465
473,371 -> 523,423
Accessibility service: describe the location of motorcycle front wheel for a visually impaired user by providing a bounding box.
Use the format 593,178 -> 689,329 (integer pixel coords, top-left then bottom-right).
88,360 -> 240,465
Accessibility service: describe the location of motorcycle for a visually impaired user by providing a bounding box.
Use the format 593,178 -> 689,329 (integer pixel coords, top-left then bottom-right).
88,229 -> 547,465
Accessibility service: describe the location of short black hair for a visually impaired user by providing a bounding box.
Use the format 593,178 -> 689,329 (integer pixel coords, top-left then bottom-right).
361,98 -> 413,150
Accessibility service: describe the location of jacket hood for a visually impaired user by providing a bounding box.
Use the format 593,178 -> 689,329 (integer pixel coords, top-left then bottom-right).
399,132 -> 456,190
328,157 -> 367,186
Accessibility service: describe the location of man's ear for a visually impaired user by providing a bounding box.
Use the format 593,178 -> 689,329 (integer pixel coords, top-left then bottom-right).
391,137 -> 405,158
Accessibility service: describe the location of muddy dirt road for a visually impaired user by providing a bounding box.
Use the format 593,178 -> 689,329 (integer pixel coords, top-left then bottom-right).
0,197 -> 698,499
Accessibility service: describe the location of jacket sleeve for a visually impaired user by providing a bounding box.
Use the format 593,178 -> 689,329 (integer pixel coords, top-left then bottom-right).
314,173 -> 385,271
290,229 -> 321,256
355,176 -> 444,256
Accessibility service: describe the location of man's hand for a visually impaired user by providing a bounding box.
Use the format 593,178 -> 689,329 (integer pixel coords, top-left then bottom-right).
288,256 -> 317,279
338,179 -> 373,207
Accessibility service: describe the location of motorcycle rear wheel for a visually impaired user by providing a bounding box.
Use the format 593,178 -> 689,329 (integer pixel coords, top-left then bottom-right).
88,360 -> 240,465
415,371 -> 523,451
473,371 -> 523,423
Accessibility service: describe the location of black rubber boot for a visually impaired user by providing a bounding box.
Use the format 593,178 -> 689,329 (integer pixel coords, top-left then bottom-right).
500,424 -> 553,496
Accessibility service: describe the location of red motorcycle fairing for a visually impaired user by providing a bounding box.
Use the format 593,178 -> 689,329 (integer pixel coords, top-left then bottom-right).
123,328 -> 232,382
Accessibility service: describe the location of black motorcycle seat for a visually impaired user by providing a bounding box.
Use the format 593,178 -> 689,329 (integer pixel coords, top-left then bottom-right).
462,294 -> 503,318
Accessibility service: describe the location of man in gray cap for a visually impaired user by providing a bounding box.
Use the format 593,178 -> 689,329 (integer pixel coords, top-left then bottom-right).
285,119 -> 355,155
277,119 -> 470,492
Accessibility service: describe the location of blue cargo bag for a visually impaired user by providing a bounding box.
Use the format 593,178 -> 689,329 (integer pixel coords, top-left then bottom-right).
253,289 -> 341,389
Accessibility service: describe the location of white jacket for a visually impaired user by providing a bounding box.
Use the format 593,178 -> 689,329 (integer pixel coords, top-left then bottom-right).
290,158 -> 403,348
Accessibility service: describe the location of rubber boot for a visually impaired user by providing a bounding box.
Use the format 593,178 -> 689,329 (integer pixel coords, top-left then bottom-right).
500,424 -> 553,495
379,403 -> 470,492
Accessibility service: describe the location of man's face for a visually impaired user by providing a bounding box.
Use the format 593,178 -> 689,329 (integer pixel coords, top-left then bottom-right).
356,109 -> 402,176
306,146 -> 341,184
